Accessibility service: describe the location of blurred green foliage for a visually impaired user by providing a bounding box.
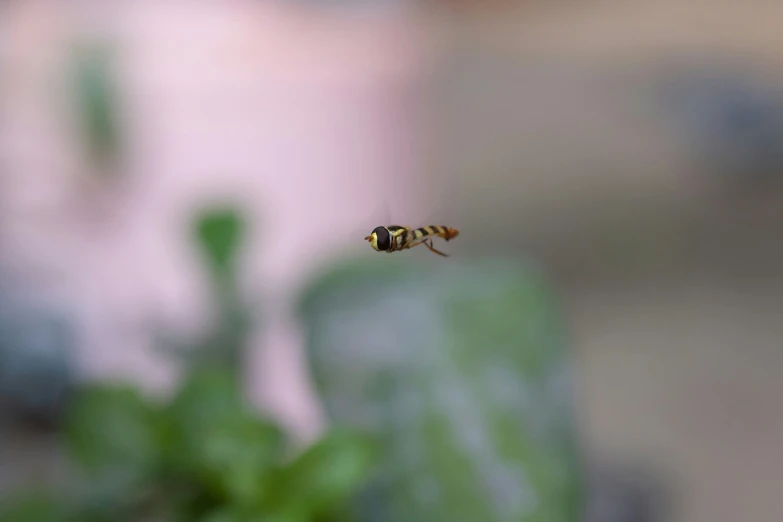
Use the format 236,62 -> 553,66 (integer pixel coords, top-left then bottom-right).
72,42 -> 121,172
0,493 -> 67,522
194,208 -> 246,285
299,257 -> 582,522
0,368 -> 377,522
0,205 -> 377,522
1,201 -> 582,522
158,207 -> 251,373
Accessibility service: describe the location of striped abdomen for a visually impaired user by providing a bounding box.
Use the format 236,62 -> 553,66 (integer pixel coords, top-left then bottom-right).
402,225 -> 459,249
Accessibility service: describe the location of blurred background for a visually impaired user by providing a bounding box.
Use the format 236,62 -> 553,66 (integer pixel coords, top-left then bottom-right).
1,1 -> 782,522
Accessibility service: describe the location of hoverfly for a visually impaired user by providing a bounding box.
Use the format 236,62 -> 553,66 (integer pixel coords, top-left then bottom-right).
364,225 -> 460,257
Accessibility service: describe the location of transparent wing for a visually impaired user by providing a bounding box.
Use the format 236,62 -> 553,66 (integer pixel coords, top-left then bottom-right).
348,198 -> 393,246
421,170 -> 461,230
350,167 -> 463,254
403,170 -> 463,255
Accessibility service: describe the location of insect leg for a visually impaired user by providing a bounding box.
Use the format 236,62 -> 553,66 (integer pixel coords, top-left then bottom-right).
424,238 -> 448,257
400,237 -> 416,250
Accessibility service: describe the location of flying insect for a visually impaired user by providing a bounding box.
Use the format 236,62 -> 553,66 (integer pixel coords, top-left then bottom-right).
364,225 -> 459,257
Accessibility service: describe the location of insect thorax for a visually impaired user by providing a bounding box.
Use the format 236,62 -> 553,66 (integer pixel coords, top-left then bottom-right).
385,226 -> 410,251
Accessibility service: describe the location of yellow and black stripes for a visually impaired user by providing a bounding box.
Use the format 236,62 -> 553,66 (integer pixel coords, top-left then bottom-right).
365,224 -> 458,256
409,225 -> 458,245
386,225 -> 410,252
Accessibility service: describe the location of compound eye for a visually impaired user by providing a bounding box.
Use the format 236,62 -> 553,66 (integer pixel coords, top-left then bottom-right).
373,226 -> 391,251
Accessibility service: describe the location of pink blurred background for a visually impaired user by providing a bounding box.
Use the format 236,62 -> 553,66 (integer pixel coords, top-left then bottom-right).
3,1 -> 442,440
3,2 -> 783,522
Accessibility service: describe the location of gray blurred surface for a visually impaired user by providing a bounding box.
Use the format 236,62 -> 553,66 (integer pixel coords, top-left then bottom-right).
426,5 -> 783,522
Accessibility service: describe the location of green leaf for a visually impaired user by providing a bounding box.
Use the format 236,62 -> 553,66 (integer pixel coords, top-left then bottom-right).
271,430 -> 377,517
72,43 -> 120,171
0,492 -> 73,522
198,509 -> 240,522
198,416 -> 286,504
64,384 -> 161,485
197,507 -> 252,522
194,207 -> 245,281
166,369 -> 244,431
163,369 -> 286,504
198,506 -> 310,522
263,509 -> 310,522
299,257 -> 583,522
